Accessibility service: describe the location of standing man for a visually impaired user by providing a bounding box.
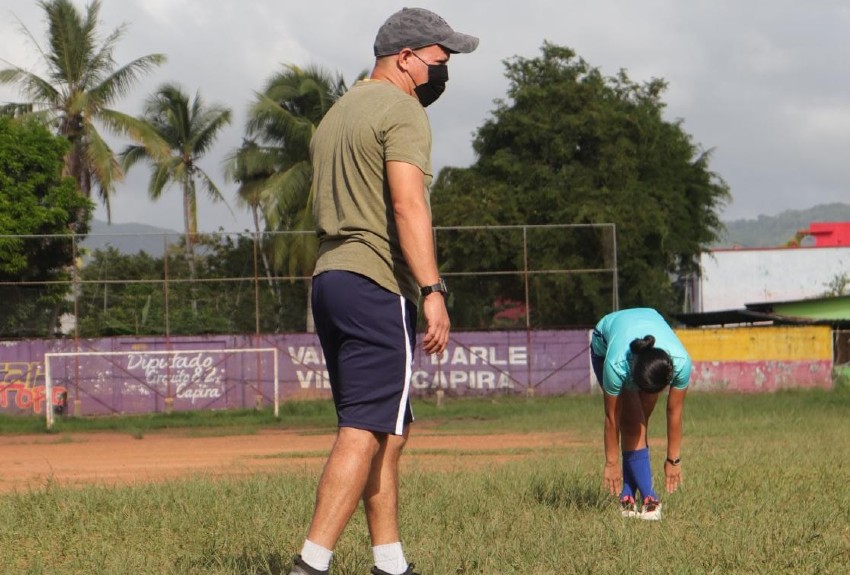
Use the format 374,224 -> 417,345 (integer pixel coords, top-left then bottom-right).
288,8 -> 478,575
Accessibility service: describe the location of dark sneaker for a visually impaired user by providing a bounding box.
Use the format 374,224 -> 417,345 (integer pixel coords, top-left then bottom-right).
639,497 -> 662,521
289,555 -> 329,575
620,495 -> 637,518
371,563 -> 420,575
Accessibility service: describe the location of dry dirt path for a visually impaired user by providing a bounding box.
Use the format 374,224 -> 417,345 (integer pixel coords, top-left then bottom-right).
0,429 -> 580,493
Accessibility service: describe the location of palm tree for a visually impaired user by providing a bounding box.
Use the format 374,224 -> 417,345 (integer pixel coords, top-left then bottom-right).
227,139 -> 286,323
0,0 -> 166,223
229,64 -> 363,331
120,83 -> 231,294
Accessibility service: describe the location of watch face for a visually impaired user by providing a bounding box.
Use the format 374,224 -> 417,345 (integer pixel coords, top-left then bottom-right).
421,279 -> 448,296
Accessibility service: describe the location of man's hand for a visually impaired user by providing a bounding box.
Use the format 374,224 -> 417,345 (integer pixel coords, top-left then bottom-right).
421,292 -> 450,355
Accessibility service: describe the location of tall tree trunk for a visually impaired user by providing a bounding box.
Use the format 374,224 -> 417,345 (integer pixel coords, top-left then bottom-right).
183,180 -> 198,315
252,206 -> 282,322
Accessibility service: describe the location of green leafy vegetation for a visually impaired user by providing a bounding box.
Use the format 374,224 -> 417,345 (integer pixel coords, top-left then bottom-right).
0,0 -> 165,221
432,43 -> 730,324
0,117 -> 93,337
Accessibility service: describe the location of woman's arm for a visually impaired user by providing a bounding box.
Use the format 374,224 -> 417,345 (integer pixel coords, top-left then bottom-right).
602,391 -> 622,495
664,386 -> 687,493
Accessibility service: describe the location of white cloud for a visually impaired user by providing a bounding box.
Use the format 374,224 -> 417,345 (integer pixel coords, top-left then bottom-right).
2,0 -> 850,230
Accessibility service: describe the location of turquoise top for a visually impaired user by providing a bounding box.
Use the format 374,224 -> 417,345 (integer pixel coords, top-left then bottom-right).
591,308 -> 692,396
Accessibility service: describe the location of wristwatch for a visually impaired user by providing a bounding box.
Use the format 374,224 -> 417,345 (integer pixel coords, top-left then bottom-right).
420,278 -> 448,297
666,456 -> 681,466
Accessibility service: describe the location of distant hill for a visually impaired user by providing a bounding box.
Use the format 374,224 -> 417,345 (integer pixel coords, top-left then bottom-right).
714,203 -> 850,248
81,203 -> 850,255
80,220 -> 181,256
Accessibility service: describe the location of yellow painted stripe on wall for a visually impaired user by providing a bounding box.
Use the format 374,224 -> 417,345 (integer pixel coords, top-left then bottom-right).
675,325 -> 833,362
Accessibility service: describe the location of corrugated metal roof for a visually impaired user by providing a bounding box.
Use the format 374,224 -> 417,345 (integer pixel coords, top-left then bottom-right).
675,295 -> 850,327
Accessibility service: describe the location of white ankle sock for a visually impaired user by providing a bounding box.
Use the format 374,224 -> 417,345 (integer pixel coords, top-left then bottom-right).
372,542 -> 408,574
300,539 -> 333,571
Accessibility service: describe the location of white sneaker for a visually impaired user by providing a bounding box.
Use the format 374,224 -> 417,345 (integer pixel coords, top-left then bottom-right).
639,497 -> 662,521
620,496 -> 638,518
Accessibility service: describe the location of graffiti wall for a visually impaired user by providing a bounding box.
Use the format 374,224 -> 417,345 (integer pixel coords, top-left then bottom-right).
0,359 -> 58,415
267,330 -> 591,398
0,325 -> 835,417
0,330 -> 592,417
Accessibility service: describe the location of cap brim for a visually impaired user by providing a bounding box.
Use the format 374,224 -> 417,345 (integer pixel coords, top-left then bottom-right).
439,32 -> 479,54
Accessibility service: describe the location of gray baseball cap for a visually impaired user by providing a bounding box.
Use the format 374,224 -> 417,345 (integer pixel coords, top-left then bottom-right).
373,7 -> 479,57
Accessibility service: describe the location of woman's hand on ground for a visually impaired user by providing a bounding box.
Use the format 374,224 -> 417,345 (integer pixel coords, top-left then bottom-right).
603,461 -> 622,496
664,460 -> 683,493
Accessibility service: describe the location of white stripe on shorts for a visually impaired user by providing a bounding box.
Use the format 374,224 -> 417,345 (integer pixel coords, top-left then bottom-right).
395,295 -> 413,435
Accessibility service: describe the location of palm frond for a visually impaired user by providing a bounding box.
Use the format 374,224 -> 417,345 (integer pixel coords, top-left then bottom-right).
0,67 -> 61,108
83,123 -> 122,200
100,108 -> 170,160
148,157 -> 182,200
189,104 -> 231,158
88,53 -> 167,106
196,170 -> 234,220
118,144 -> 151,172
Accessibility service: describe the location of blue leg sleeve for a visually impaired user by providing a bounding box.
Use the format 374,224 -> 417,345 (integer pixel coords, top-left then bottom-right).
620,451 -> 636,500
622,447 -> 656,501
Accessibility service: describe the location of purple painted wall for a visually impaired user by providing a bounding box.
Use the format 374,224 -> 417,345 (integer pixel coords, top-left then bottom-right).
0,326 -> 835,417
0,330 -> 593,416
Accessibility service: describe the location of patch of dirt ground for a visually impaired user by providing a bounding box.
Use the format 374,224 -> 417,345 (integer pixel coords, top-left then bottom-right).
0,428 -> 582,493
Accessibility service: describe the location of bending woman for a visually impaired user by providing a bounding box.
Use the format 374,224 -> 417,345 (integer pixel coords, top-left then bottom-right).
590,307 -> 692,520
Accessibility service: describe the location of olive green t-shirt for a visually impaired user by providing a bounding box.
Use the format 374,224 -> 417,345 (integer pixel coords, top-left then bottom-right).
311,80 -> 433,303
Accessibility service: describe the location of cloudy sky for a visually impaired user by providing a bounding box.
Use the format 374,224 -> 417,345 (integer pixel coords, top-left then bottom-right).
2,0 -> 849,233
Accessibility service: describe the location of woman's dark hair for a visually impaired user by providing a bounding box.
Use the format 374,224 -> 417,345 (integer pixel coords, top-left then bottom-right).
629,335 -> 673,393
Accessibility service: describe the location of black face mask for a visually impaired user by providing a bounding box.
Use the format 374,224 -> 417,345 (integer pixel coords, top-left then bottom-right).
411,54 -> 449,107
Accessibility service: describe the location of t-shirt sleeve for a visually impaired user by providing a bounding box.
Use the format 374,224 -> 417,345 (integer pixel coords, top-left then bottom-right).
590,328 -> 607,357
602,361 -> 624,396
671,355 -> 692,389
382,100 -> 432,176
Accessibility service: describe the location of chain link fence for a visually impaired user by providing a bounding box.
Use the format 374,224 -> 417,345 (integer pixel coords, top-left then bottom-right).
0,224 -> 618,339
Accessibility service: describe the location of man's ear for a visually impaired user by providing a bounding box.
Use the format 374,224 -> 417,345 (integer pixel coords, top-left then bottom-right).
396,48 -> 414,71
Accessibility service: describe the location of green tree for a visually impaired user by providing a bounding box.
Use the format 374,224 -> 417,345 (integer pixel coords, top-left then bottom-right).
76,236 -> 308,337
432,43 -> 729,326
120,83 -> 232,292
230,64 -> 362,330
0,0 -> 166,222
0,116 -> 92,337
76,247 -> 164,336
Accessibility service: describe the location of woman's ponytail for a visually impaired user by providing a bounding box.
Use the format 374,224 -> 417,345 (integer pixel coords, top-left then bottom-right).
630,335 -> 672,393
629,335 -> 656,354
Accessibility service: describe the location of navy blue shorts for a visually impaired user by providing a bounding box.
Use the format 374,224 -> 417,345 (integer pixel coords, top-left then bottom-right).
311,270 -> 417,435
591,352 -> 605,388
590,328 -> 605,388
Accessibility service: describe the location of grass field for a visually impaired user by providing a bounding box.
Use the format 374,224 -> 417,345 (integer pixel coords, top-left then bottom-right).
1,389 -> 849,575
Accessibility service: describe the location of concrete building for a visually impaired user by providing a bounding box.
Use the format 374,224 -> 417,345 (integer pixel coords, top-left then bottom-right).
691,244 -> 850,313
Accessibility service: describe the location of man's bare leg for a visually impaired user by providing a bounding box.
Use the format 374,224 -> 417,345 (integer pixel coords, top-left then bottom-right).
305,426 -> 383,548
363,427 -> 409,544
364,427 -> 410,574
